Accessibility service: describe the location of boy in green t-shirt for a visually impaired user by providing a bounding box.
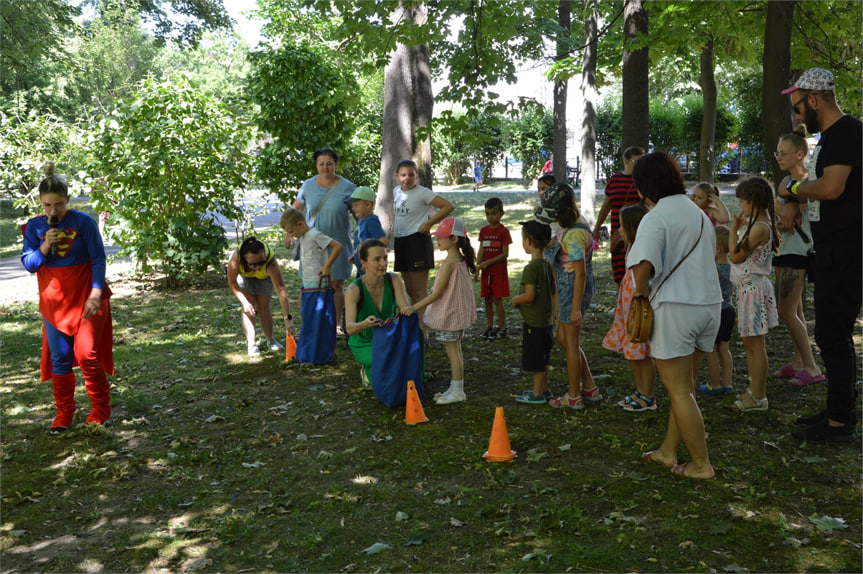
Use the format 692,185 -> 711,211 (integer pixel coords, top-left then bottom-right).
512,220 -> 557,404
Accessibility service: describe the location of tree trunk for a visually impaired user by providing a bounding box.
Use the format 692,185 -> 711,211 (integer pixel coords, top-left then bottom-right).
580,0 -> 598,226
762,0 -> 795,186
622,0 -> 649,152
552,0 -> 571,187
699,36 -> 717,183
377,2 -> 433,236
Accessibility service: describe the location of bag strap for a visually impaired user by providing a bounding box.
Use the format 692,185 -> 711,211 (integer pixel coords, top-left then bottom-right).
793,222 -> 813,247
649,215 -> 704,303
309,182 -> 339,226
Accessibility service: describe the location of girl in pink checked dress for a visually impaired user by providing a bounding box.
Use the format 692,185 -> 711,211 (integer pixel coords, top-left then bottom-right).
602,204 -> 657,412
404,217 -> 477,405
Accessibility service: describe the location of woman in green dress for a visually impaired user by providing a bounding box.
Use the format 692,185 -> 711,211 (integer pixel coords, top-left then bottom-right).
345,239 -> 413,387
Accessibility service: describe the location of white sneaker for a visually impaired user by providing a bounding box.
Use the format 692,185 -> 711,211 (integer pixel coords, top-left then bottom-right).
268,338 -> 285,351
247,344 -> 261,356
359,367 -> 371,389
434,390 -> 467,405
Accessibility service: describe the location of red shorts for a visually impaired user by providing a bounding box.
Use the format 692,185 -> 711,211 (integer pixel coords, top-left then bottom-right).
481,271 -> 510,299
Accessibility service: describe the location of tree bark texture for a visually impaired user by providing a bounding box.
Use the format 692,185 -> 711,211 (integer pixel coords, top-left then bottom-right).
622,0 -> 649,152
699,37 -> 717,182
552,0 -> 572,187
762,0 -> 795,186
580,0 -> 598,225
377,2 -> 433,236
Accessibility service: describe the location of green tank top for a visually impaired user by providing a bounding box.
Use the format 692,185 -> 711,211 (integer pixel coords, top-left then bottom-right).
349,274 -> 397,350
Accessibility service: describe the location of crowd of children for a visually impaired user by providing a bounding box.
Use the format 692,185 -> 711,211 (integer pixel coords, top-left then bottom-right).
232,148 -> 821,464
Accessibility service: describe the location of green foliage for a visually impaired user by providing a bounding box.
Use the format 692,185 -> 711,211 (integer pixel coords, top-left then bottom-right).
0,0 -> 80,117
87,75 -> 253,287
339,70 -> 385,188
70,2 -> 164,115
246,41 -> 360,198
0,111 -> 89,210
433,114 -> 474,186
155,30 -> 252,104
596,97 -> 623,180
679,94 -> 737,172
792,1 -> 863,117
503,104 -> 553,183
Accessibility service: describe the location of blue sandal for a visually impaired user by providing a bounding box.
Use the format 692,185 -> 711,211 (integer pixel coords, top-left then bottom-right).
621,391 -> 656,412
698,383 -> 733,395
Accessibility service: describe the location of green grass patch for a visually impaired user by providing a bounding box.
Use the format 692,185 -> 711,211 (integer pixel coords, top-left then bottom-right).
1,191 -> 860,572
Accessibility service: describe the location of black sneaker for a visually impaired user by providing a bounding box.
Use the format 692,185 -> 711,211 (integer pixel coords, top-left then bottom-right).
791,419 -> 856,443
480,327 -> 494,340
495,328 -> 507,340
796,410 -> 827,426
486,328 -> 500,341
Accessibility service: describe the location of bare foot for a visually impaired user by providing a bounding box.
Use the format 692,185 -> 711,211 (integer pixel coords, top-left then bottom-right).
642,450 -> 676,468
671,462 -> 715,480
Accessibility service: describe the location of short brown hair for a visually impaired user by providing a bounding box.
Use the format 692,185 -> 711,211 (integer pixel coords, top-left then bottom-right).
280,208 -> 305,228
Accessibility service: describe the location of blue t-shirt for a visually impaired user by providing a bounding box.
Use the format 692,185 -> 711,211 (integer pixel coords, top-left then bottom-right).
352,214 -> 386,277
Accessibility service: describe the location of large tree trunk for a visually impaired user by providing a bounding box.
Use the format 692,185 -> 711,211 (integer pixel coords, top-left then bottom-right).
552,0 -> 572,186
699,36 -> 717,182
580,0 -> 598,226
762,0 -> 795,186
622,0 -> 649,152
377,2 -> 433,236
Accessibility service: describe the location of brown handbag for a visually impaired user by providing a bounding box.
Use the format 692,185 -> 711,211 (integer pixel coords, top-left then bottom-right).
625,216 -> 704,344
610,229 -> 625,253
626,296 -> 653,343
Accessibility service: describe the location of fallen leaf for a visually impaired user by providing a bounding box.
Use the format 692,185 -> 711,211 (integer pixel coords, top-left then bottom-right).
362,542 -> 391,554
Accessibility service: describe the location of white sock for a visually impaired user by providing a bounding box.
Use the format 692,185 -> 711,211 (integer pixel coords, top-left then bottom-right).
449,380 -> 464,394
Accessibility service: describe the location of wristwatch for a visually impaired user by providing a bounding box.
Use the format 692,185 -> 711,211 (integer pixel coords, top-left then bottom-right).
286,314 -> 293,321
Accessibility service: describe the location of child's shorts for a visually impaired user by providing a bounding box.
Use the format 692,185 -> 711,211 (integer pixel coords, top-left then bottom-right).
557,269 -> 592,322
435,329 -> 465,343
522,323 -> 554,372
481,271 -> 510,299
395,233 -> 434,272
237,275 -> 274,296
715,305 -> 735,344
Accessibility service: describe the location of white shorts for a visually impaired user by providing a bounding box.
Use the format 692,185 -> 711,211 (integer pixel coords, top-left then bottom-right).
649,301 -> 721,360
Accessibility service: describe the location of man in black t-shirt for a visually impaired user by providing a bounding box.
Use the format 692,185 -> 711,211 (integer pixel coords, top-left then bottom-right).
778,68 -> 862,443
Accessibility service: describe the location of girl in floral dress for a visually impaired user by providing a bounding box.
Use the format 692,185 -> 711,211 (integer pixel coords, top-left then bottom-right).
602,204 -> 657,412
729,178 -> 780,412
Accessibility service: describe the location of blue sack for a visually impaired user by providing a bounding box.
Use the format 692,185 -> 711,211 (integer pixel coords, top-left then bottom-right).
371,313 -> 424,408
296,277 -> 336,365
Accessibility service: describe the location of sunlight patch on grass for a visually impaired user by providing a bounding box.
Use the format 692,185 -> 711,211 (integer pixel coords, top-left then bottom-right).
351,475 -> 378,485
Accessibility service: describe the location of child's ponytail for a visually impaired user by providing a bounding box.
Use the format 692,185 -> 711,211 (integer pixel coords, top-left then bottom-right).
458,236 -> 477,274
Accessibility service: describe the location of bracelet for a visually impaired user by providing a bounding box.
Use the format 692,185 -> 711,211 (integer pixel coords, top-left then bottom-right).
786,179 -> 801,196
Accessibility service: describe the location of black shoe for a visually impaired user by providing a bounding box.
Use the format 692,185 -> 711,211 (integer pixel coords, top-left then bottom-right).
496,328 -> 507,340
791,419 -> 856,443
480,327 -> 494,340
796,410 -> 827,426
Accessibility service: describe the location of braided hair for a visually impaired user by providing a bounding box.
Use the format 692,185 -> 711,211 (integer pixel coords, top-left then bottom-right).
734,177 -> 781,255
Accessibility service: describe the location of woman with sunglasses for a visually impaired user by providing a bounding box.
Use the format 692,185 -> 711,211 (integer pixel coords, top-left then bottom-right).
227,237 -> 293,356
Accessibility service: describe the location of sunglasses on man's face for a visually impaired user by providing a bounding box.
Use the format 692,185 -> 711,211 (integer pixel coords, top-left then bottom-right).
791,94 -> 810,115
246,259 -> 266,269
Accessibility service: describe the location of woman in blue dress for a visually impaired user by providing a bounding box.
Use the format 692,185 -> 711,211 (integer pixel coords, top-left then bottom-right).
291,148 -> 356,333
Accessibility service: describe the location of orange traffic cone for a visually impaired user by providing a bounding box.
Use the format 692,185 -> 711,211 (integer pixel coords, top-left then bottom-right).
404,380 -> 429,425
483,407 -> 516,462
285,331 -> 297,362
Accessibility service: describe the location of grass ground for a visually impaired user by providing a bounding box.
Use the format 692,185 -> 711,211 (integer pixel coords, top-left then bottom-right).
1,192 -> 861,573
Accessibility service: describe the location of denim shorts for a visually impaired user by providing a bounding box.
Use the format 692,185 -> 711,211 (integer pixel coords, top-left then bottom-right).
556,270 -> 593,323
237,274 -> 274,296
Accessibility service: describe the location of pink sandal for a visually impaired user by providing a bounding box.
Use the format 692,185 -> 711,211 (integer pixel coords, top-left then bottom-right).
773,363 -> 796,378
788,370 -> 825,386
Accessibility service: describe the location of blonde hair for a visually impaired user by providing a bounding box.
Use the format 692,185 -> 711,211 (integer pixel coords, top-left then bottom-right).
280,208 -> 305,228
692,182 -> 720,197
